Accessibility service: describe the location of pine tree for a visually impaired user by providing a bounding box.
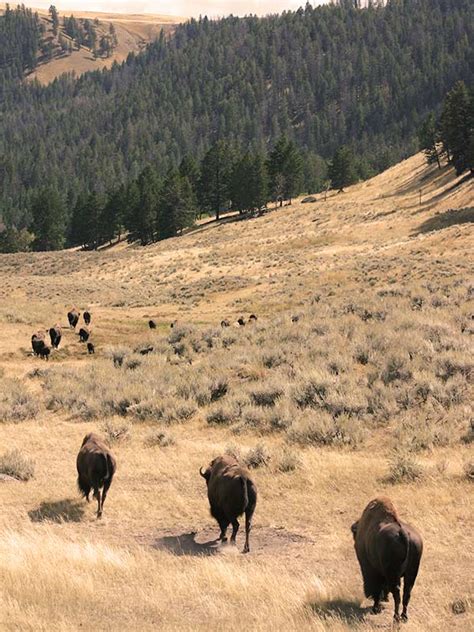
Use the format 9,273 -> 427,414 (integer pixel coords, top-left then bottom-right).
49,5 -> 59,37
82,191 -> 103,250
439,81 -> 472,175
69,192 -> 88,247
158,169 -> 196,239
267,137 -> 303,203
31,187 -> 65,251
418,113 -> 441,168
328,146 -> 357,192
198,141 -> 232,221
135,167 -> 159,245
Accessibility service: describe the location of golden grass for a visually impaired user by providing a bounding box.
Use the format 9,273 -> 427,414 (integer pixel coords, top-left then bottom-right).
0,154 -> 473,630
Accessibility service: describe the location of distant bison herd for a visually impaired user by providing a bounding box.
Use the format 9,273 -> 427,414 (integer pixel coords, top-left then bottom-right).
28,309 -> 423,621
30,308 -> 93,360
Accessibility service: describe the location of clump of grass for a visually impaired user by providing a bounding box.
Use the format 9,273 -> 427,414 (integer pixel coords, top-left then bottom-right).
463,460 -> 474,482
288,411 -> 365,448
224,444 -> 243,462
0,380 -> 40,422
250,385 -> 283,407
276,447 -> 301,473
244,443 -> 271,469
206,404 -> 235,426
451,597 -> 471,615
102,419 -> 131,444
386,451 -> 424,484
210,378 -> 229,402
144,430 -> 176,448
0,448 -> 35,481
381,355 -> 412,385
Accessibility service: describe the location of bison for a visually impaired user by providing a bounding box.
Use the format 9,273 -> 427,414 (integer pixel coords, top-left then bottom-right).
49,325 -> 62,349
351,497 -> 423,622
149,320 -> 157,329
221,319 -> 230,328
31,331 -> 46,356
76,433 -> 116,518
200,455 -> 257,553
83,311 -> 91,326
248,314 -> 258,322
87,342 -> 95,354
237,317 -> 246,327
39,345 -> 51,361
67,308 -> 80,329
78,327 -> 90,343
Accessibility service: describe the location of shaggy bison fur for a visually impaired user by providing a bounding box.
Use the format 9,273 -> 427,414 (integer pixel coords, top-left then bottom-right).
67,308 -> 80,329
83,311 -> 91,325
49,325 -> 62,349
200,455 -> 257,553
76,433 -> 116,518
78,327 -> 90,343
351,497 -> 423,622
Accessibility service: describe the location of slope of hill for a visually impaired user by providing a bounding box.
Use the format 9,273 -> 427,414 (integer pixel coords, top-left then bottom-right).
0,155 -> 472,630
0,3 -> 184,84
1,0 -> 472,229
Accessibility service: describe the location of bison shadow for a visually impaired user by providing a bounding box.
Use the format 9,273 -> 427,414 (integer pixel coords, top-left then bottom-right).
153,531 -> 221,557
28,498 -> 85,523
309,599 -> 372,623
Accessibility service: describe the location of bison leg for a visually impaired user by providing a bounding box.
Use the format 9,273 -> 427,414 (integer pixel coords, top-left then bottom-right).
391,584 -> 401,622
372,591 -> 383,615
401,577 -> 414,622
243,481 -> 257,554
230,519 -> 240,543
218,519 -> 230,542
93,488 -> 102,518
101,478 -> 112,516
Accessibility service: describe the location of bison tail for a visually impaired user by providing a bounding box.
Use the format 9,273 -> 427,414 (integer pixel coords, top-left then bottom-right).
241,476 -> 249,511
399,524 -> 410,573
105,453 -> 115,482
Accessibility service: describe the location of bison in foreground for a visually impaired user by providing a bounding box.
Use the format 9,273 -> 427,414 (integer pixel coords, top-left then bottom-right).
351,496 -> 423,622
76,433 -> 116,518
200,455 -> 257,553
49,325 -> 62,349
67,308 -> 80,329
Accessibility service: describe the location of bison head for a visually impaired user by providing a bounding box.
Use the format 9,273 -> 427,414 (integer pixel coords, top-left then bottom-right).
199,466 -> 211,483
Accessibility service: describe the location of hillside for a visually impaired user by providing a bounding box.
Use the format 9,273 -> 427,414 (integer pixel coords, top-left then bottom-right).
0,155 -> 472,630
1,0 -> 472,230
0,3 -> 184,84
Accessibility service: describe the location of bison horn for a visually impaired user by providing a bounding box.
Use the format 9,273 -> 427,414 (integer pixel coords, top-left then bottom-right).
199,467 -> 206,478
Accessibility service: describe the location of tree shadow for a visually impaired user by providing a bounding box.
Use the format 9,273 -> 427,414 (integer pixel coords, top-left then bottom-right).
309,599 -> 372,623
153,531 -> 221,557
28,498 -> 85,523
412,206 -> 473,235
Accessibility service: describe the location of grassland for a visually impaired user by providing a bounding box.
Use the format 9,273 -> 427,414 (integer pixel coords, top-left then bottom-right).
0,154 -> 472,631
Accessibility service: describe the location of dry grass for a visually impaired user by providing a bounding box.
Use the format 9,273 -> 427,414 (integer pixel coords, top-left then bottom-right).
0,154 -> 473,630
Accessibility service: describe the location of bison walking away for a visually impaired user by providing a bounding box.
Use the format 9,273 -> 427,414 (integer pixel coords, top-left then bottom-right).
149,320 -> 157,329
39,345 -> 51,360
351,497 -> 423,622
76,433 -> 116,518
67,308 -> 80,329
248,314 -> 258,322
31,331 -> 46,356
87,342 -> 95,354
237,317 -> 246,327
78,327 -> 90,343
83,311 -> 91,325
200,455 -> 257,553
49,325 -> 62,349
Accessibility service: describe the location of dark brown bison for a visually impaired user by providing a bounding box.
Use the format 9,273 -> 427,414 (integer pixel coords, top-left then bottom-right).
149,320 -> 157,329
31,331 -> 46,356
77,433 -> 116,518
221,319 -> 230,328
87,342 -> 95,354
83,311 -> 91,325
237,317 -> 246,327
39,345 -> 51,360
67,308 -> 80,329
78,327 -> 90,343
248,314 -> 258,322
199,455 -> 257,553
49,325 -> 62,349
351,497 -> 423,622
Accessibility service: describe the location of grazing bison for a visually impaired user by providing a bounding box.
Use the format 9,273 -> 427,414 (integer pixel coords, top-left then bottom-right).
49,325 -> 62,349
39,345 -> 51,361
351,497 -> 423,622
248,314 -> 258,322
83,311 -> 91,326
221,319 -> 230,328
87,342 -> 95,354
149,320 -> 157,329
67,308 -> 80,329
199,455 -> 257,553
76,433 -> 116,518
31,331 -> 46,356
78,327 -> 90,343
237,317 -> 246,327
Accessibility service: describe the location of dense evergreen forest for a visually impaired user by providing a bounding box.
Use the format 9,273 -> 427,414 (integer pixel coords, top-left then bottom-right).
0,0 -> 473,251
0,5 -> 41,82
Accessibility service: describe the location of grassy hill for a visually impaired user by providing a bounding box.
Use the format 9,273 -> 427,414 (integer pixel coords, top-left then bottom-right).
0,155 -> 472,630
0,3 -> 184,84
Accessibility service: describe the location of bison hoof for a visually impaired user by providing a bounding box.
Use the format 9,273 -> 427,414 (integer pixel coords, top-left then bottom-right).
401,614 -> 408,623
220,536 -> 228,543
372,605 -> 382,615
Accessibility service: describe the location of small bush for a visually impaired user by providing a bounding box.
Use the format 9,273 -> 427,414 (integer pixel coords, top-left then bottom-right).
210,378 -> 229,402
206,404 -> 235,425
381,355 -> 412,385
250,386 -> 283,407
276,447 -> 301,472
102,419 -> 131,444
0,448 -> 35,481
244,443 -> 271,469
144,430 -> 176,448
463,460 -> 474,482
451,597 -> 471,615
386,451 -> 423,484
0,380 -> 40,422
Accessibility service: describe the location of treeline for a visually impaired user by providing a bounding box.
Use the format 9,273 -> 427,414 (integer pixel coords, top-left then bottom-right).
0,5 -> 41,81
62,13 -> 118,58
419,81 -> 474,175
0,0 -> 472,233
